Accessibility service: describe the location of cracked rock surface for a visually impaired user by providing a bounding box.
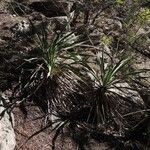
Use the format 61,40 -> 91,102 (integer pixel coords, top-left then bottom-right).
0,95 -> 16,150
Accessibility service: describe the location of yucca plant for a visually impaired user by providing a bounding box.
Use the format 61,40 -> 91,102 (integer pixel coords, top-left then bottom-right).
7,20 -> 87,117
81,52 -> 145,132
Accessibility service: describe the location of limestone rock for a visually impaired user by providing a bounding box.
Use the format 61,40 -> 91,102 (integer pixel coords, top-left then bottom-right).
0,95 -> 16,150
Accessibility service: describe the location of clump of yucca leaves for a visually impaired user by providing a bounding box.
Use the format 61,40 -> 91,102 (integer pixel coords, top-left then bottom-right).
11,27 -> 85,111
8,25 -> 91,149
82,52 -> 145,127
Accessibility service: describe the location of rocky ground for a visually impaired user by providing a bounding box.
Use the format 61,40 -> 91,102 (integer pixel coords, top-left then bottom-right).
0,0 -> 150,150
